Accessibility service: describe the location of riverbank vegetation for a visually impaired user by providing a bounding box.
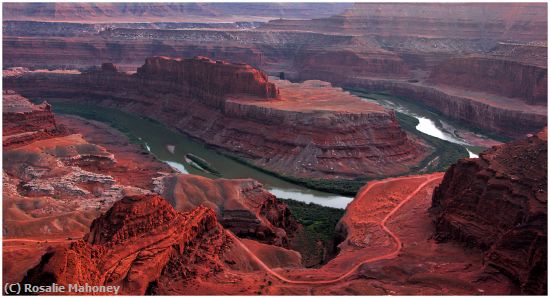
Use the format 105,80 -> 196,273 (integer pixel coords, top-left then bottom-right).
280,198 -> 345,243
279,198 -> 345,267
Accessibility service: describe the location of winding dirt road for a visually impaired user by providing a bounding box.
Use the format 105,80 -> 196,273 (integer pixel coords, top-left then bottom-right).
229,174 -> 443,285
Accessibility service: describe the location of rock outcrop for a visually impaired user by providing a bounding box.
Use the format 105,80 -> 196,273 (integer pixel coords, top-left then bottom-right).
339,77 -> 547,139
22,194 -> 231,295
431,129 -> 547,294
137,56 -> 279,100
429,56 -> 547,105
3,91 -> 307,291
262,3 -> 547,42
154,174 -> 298,247
2,92 -> 171,238
3,90 -> 59,148
262,3 -> 547,138
5,57 -> 429,189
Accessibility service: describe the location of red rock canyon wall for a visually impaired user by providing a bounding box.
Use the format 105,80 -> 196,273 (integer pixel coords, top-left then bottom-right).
431,129 -> 547,294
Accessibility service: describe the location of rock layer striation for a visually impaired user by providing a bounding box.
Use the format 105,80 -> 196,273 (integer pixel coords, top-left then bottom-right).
5,57 -> 429,187
23,194 -> 231,295
3,90 -> 59,148
154,173 -> 299,247
431,129 -> 547,294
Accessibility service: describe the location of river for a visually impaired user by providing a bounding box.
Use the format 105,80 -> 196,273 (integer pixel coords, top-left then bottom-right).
54,94 -> 486,209
350,91 -> 488,158
54,104 -> 354,209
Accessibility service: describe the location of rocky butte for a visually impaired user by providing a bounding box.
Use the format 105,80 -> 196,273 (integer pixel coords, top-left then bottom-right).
5,56 -> 430,193
153,174 -> 299,247
261,3 -> 548,139
431,129 -> 547,294
2,91 -> 174,282
2,90 -> 303,287
22,194 -> 232,295
2,3 -> 547,295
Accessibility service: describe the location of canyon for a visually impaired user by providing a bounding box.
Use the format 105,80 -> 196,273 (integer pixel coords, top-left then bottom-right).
2,91 -> 300,283
2,2 -> 547,296
4,89 -> 546,295
2,3 -> 547,138
3,90 -> 58,148
17,166 -> 541,295
4,56 -> 432,194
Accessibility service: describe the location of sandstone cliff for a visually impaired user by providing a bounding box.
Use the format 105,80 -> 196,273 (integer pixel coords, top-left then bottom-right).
3,90 -> 58,148
137,56 -> 279,101
3,3 -> 546,144
295,51 -> 409,79
2,92 -> 170,239
431,129 -> 547,294
2,92 -> 175,283
333,77 -> 547,139
22,194 -> 231,295
5,57 -> 429,190
262,3 -> 547,42
429,56 -> 547,105
3,91 -> 308,290
154,174 -> 299,247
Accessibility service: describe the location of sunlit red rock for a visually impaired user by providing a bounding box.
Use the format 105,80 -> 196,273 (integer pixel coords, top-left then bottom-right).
154,173 -> 298,247
137,56 -> 279,99
2,93 -> 174,282
23,195 -> 231,295
2,3 -> 548,294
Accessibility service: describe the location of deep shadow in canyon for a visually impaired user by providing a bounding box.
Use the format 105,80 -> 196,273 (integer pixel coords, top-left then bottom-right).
2,2 -> 548,296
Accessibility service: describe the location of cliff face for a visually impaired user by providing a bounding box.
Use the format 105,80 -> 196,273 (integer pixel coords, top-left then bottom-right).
4,90 -> 310,292
154,174 -> 299,247
338,77 -> 547,139
293,48 -> 410,80
2,91 -> 178,284
262,3 -> 547,42
23,195 -> 230,295
429,56 -> 547,105
3,90 -> 58,148
2,91 -> 172,239
3,3 -> 546,144
342,3 -> 547,41
431,129 -> 547,294
1,92 -> 113,235
137,56 -> 279,100
5,57 -> 428,184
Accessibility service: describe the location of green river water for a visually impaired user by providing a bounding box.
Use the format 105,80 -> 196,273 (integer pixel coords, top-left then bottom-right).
53,103 -> 355,209
52,91 -> 496,209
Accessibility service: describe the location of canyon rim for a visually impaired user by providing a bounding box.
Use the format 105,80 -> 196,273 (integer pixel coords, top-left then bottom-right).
2,1 -> 548,296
